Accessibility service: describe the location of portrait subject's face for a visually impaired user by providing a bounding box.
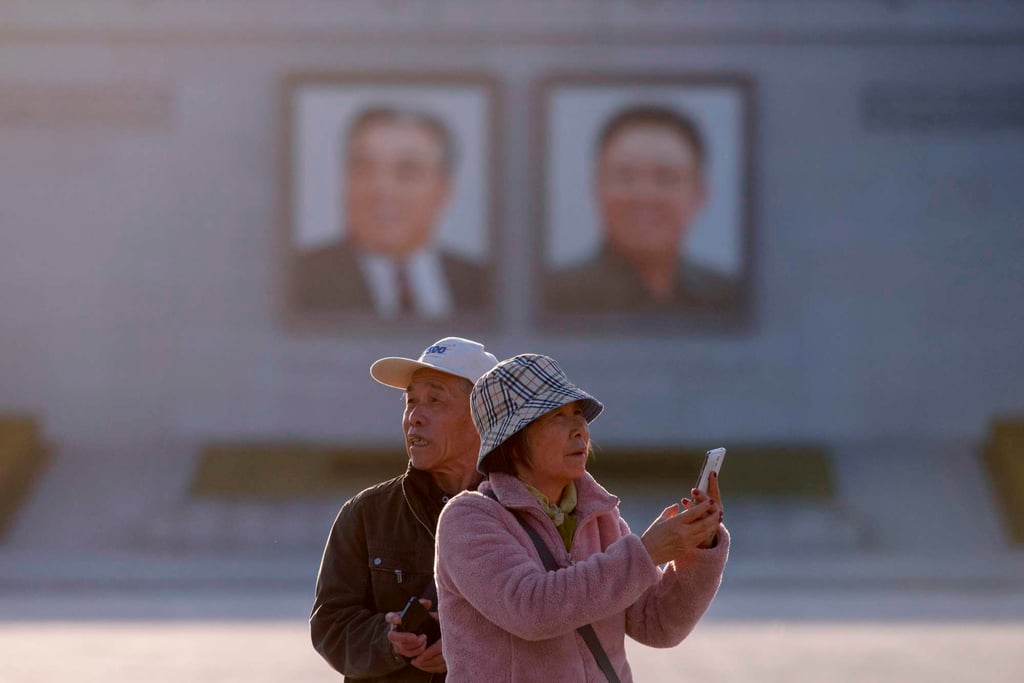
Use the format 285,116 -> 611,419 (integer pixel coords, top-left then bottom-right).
345,119 -> 451,258
596,122 -> 706,262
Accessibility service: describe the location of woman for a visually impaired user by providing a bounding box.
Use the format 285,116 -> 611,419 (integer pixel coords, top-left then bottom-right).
435,354 -> 728,682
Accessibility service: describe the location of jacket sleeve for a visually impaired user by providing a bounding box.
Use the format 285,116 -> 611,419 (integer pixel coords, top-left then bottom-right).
310,499 -> 408,677
436,494 -> 660,642
624,519 -> 730,648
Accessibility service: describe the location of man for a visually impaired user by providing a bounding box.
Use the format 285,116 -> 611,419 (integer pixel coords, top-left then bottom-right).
311,336 -> 498,681
545,105 -> 740,313
293,107 -> 489,319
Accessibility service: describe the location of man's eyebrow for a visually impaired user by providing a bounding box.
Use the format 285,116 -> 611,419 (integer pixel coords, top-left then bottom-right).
405,380 -> 451,395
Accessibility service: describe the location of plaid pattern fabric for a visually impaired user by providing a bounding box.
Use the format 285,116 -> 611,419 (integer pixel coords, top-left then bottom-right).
471,354 -> 603,471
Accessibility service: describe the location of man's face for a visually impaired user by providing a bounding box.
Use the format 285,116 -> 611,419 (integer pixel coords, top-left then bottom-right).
402,368 -> 479,474
596,123 -> 706,261
345,119 -> 451,258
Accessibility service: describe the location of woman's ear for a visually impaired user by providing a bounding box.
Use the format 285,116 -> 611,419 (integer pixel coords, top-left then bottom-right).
512,436 -> 532,475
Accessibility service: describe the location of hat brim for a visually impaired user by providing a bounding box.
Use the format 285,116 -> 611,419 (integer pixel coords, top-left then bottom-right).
477,393 -> 603,472
370,358 -> 433,389
370,357 -> 472,389
517,395 -> 603,428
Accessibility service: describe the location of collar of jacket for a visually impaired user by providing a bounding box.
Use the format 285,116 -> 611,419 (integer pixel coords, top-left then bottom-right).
483,471 -> 619,523
403,463 -> 475,537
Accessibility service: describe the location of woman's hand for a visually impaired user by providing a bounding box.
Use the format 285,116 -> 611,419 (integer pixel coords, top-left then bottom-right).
686,469 -> 724,548
641,471 -> 723,564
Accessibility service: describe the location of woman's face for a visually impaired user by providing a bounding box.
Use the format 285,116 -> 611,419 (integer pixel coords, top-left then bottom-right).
519,400 -> 590,498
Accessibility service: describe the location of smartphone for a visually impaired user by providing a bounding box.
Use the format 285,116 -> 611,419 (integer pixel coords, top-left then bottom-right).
695,447 -> 726,494
397,596 -> 441,645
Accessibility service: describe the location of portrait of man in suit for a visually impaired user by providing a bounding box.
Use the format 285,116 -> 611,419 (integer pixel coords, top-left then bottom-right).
539,77 -> 752,329
546,105 -> 739,313
293,106 -> 489,319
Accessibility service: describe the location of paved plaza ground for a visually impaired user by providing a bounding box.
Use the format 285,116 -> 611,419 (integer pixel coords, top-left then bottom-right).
1,583 -> 1021,682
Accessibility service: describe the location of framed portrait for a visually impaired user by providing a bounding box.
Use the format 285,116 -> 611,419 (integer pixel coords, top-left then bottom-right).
282,73 -> 500,333
535,74 -> 755,333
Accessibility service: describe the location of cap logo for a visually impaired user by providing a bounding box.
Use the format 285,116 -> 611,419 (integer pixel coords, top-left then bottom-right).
425,345 -> 448,355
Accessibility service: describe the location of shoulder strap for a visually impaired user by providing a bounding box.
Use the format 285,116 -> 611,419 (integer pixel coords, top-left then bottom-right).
480,488 -> 621,683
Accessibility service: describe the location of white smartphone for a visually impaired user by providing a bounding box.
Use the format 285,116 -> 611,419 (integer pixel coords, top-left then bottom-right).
695,447 -> 726,494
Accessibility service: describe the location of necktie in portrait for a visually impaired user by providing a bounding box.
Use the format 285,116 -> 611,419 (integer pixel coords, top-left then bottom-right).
396,264 -> 415,315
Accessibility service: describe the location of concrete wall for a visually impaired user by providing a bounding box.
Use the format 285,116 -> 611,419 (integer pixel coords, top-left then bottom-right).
1,2 -> 1022,456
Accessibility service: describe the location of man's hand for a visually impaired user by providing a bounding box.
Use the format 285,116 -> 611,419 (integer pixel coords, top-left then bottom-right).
384,598 -> 446,672
410,636 -> 447,674
385,607 -> 427,659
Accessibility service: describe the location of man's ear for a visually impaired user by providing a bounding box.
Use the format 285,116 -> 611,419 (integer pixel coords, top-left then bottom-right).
436,177 -> 454,207
692,175 -> 709,212
591,170 -> 612,235
684,176 -> 708,224
591,163 -> 606,204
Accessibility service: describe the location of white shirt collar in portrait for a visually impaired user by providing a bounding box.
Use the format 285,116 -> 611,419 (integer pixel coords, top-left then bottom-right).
358,249 -> 454,319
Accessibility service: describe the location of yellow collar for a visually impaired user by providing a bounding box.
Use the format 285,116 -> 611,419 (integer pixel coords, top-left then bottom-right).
522,481 -> 577,526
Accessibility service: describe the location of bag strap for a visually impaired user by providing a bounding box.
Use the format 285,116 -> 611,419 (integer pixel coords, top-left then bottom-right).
481,488 -> 621,683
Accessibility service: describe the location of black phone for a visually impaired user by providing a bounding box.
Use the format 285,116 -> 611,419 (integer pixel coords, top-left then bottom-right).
397,596 -> 441,645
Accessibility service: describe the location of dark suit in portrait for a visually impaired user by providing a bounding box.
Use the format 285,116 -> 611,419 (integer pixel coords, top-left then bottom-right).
544,244 -> 739,314
292,240 -> 490,315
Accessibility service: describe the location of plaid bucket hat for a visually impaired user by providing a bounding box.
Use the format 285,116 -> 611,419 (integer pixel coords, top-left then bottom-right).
471,354 -> 603,473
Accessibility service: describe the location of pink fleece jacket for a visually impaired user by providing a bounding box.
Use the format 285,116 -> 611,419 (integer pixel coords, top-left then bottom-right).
435,472 -> 729,682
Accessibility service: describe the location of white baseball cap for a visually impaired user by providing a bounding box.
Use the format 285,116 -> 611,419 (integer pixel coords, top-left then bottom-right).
370,337 -> 499,389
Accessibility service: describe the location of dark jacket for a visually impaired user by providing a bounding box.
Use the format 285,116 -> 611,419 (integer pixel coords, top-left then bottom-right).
544,244 -> 740,313
291,239 -> 491,315
311,465 -> 456,682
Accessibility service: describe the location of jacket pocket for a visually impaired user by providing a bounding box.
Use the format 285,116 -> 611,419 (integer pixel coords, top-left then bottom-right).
367,545 -> 434,600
